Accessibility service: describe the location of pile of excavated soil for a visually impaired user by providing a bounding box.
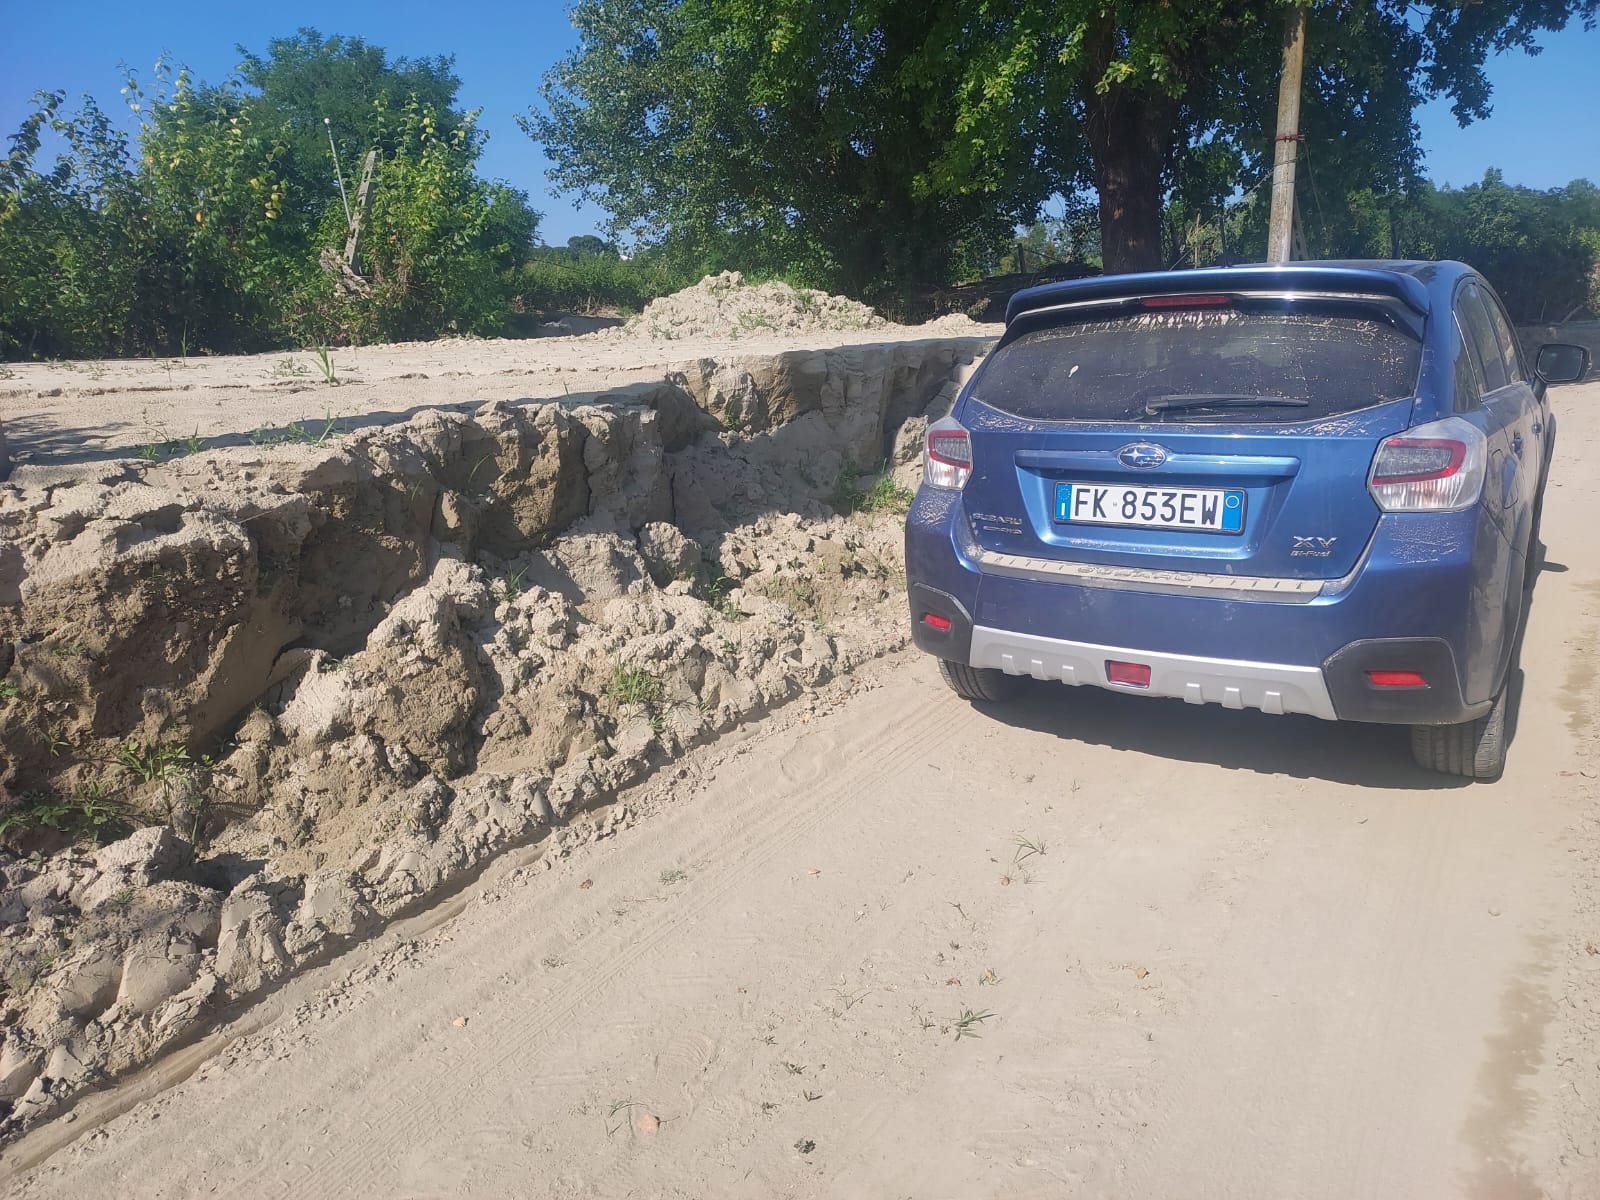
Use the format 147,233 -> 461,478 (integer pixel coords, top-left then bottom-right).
621,271 -> 887,341
0,334 -> 984,1138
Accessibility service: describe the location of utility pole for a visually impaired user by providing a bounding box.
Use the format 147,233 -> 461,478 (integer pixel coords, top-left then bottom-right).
1266,4 -> 1307,263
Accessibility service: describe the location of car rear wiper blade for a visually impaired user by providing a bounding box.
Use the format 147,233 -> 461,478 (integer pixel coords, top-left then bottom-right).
1144,393 -> 1311,415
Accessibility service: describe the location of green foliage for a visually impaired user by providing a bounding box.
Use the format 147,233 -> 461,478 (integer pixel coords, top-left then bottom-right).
533,1 -> 1598,281
115,738 -> 193,785
0,784 -> 131,847
237,28 -> 464,173
1403,174 -> 1600,323
527,0 -> 1030,301
516,247 -> 693,315
116,738 -> 215,846
1,32 -> 543,360
830,463 -> 913,516
0,91 -> 150,357
610,660 -> 663,708
1203,171 -> 1600,323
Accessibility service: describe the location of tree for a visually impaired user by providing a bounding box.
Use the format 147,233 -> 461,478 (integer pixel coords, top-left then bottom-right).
565,234 -> 616,258
237,29 -> 463,188
525,0 -> 1040,300
2,33 -> 544,358
532,0 -> 1598,281
930,0 -> 1599,273
1404,173 -> 1600,321
0,92 -> 149,357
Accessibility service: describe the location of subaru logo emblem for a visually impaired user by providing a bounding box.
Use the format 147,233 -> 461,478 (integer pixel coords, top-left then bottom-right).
1117,442 -> 1168,470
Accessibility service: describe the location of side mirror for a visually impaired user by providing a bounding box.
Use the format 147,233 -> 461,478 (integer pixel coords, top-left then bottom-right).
1536,343 -> 1590,385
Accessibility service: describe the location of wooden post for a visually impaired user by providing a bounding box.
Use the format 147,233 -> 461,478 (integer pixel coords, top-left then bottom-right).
1267,5 -> 1307,263
343,150 -> 379,273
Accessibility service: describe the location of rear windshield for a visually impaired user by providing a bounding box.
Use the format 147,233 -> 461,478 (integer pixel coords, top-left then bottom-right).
974,305 -> 1422,423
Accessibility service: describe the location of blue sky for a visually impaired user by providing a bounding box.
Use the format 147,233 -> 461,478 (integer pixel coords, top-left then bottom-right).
2,1 -> 1595,246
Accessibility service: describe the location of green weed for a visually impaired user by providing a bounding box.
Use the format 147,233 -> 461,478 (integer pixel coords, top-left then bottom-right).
116,739 -> 213,846
496,565 -> 530,603
697,561 -> 744,622
951,1007 -> 995,1040
611,661 -> 663,708
0,784 -> 131,846
313,345 -> 338,386
116,739 -> 191,785
832,462 -> 914,516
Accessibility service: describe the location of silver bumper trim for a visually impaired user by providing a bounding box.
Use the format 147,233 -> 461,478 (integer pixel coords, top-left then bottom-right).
969,626 -> 1338,721
967,542 -> 1332,603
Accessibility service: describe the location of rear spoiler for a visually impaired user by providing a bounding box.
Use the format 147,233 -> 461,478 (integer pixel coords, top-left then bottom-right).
1005,265 -> 1432,327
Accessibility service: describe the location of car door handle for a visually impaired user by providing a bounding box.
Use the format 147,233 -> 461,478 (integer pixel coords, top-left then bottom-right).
1532,420 -> 1543,436
1512,433 -> 1524,457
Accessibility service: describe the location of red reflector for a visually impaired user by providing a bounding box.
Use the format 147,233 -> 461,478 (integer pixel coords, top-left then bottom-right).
1106,660 -> 1152,688
1367,670 -> 1427,688
920,613 -> 952,632
1141,293 -> 1231,309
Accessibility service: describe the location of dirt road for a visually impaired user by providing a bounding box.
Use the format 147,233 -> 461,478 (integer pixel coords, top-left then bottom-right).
5,382 -> 1599,1198
0,312 -> 985,468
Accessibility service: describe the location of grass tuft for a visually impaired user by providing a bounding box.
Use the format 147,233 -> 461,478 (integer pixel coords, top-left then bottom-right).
951,1007 -> 995,1040
830,462 -> 913,516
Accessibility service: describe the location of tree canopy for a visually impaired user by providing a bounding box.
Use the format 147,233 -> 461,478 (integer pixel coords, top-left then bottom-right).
532,0 -> 1599,280
523,0 -> 1041,301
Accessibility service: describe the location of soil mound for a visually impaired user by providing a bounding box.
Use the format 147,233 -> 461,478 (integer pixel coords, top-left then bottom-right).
624,272 -> 886,341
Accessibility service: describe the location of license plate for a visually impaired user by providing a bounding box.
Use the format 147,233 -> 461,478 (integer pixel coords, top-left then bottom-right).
1053,482 -> 1245,533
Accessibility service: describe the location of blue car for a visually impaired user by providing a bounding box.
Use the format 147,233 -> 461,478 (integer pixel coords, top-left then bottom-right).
904,261 -> 1590,779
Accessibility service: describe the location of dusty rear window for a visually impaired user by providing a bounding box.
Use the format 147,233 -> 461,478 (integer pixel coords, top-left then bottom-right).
974,306 -> 1422,423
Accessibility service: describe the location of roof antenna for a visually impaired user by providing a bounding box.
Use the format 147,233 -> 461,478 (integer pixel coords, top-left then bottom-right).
325,116 -> 353,229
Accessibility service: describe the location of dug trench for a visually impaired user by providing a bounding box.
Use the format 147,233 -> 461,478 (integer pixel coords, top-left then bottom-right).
0,333 -> 989,1140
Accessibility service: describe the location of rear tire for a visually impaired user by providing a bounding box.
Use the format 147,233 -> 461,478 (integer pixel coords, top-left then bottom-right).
938,659 -> 1020,703
1410,687 -> 1508,780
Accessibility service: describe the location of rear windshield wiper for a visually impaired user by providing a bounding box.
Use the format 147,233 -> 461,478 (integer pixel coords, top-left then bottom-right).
1144,393 -> 1311,415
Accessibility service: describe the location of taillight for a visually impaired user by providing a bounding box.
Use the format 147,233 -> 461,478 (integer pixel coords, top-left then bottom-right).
1368,416 -> 1487,512
924,416 -> 972,490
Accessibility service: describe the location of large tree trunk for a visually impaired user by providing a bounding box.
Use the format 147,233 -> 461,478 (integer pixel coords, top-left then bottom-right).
1082,20 -> 1177,276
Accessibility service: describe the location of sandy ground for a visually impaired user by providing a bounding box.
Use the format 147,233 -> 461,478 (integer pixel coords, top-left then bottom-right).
3,382 -> 1598,1198
0,316 -> 989,468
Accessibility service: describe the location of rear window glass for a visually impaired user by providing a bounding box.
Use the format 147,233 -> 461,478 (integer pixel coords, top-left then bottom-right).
974,306 -> 1422,423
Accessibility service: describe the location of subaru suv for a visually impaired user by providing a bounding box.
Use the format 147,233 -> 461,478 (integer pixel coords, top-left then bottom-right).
904,261 -> 1590,779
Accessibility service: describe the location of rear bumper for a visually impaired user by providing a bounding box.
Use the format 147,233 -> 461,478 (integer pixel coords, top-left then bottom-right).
905,491 -> 1501,726
956,626 -> 1488,724
969,625 -> 1338,719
